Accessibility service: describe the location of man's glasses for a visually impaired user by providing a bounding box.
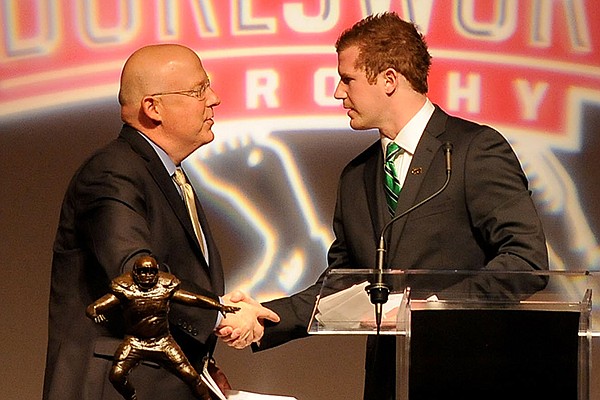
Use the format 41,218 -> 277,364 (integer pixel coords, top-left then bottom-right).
150,80 -> 211,100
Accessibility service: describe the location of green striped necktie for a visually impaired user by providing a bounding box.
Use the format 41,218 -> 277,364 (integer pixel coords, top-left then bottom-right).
384,142 -> 403,216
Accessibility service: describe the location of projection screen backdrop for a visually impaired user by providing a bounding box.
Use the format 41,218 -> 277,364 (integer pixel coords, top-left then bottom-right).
1,1 -> 599,397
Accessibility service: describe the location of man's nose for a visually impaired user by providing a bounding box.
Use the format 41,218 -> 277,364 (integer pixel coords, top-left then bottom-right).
333,82 -> 346,99
207,87 -> 221,107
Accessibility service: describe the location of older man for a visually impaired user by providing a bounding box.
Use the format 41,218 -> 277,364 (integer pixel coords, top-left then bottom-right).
43,44 -> 278,400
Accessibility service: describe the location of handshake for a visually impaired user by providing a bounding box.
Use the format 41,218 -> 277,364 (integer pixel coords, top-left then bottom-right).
216,291 -> 280,349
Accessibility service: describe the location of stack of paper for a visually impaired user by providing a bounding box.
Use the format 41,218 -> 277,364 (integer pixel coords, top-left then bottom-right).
225,390 -> 298,399
202,366 -> 297,399
315,281 -> 403,328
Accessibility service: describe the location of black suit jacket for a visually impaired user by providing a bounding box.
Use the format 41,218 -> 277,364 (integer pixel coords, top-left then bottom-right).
43,125 -> 224,400
258,106 -> 549,399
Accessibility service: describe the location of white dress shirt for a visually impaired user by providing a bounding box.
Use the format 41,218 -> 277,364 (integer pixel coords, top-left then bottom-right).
381,98 -> 435,186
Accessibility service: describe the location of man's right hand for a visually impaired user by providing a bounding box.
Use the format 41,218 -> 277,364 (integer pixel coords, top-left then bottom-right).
215,290 -> 280,349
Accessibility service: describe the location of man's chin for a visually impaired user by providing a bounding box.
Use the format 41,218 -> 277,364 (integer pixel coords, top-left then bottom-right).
349,119 -> 370,131
197,130 -> 215,147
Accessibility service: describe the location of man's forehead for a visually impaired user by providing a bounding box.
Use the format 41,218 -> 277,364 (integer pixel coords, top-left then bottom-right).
338,47 -> 362,72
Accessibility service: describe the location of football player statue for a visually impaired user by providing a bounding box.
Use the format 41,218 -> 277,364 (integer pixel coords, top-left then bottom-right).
86,255 -> 239,400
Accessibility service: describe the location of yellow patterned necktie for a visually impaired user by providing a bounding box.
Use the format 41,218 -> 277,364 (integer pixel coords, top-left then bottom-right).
173,168 -> 207,260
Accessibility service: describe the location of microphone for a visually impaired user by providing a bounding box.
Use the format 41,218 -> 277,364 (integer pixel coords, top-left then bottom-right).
444,142 -> 453,172
366,142 -> 453,333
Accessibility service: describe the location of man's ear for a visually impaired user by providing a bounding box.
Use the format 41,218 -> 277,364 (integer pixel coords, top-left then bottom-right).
383,68 -> 400,95
141,95 -> 162,123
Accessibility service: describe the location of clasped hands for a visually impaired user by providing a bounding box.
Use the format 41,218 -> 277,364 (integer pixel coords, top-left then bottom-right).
215,290 -> 279,349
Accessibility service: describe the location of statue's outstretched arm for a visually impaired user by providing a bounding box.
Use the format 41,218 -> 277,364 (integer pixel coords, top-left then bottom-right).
172,290 -> 239,316
86,293 -> 120,324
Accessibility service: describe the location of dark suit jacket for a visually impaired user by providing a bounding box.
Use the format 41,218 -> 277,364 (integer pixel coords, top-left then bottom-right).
43,125 -> 224,400
258,106 -> 549,399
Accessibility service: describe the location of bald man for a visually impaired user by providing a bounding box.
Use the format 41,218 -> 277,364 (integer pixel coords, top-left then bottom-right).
43,44 -> 278,400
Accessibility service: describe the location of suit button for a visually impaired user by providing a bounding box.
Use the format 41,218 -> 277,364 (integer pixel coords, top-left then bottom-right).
192,329 -> 199,336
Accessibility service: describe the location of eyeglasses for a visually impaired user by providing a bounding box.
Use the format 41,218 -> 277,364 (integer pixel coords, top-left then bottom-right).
149,80 -> 211,100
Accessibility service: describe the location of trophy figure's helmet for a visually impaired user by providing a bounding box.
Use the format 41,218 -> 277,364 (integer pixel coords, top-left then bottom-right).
132,255 -> 159,290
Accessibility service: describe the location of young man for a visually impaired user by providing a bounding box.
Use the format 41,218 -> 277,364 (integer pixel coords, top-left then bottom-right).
219,13 -> 548,400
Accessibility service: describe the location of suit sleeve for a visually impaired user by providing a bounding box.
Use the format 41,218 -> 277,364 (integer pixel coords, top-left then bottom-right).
75,164 -> 153,277
453,127 -> 549,298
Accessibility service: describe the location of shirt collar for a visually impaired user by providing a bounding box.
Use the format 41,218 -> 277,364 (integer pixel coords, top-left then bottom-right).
381,98 -> 435,155
137,131 -> 178,176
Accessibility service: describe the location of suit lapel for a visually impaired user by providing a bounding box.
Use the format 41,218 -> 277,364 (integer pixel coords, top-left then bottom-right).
363,142 -> 389,241
387,107 -> 447,263
119,126 -> 211,273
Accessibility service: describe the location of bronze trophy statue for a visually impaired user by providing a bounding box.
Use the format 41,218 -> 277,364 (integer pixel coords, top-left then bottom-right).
86,255 -> 239,400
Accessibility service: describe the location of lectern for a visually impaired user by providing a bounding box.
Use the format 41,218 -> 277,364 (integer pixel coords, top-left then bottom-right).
308,269 -> 598,400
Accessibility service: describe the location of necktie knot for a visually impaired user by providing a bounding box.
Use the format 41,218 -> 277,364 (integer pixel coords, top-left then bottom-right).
386,142 -> 403,162
173,168 -> 187,187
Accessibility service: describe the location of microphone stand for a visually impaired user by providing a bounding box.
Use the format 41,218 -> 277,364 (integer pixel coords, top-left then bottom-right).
366,142 -> 453,334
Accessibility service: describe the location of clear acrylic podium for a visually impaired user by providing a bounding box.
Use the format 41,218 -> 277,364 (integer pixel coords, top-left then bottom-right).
308,269 -> 599,400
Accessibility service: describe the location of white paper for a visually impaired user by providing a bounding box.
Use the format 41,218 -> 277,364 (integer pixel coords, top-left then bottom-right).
316,281 -> 403,327
225,390 -> 298,399
201,363 -> 227,400
202,362 -> 297,399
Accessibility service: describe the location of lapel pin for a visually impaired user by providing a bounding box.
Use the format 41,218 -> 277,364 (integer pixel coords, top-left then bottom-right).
410,167 -> 423,175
